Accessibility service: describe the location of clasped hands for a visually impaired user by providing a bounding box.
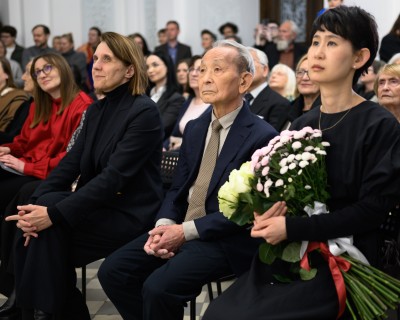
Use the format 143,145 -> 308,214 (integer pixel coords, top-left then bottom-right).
5,205 -> 53,246
251,201 -> 288,245
144,224 -> 185,259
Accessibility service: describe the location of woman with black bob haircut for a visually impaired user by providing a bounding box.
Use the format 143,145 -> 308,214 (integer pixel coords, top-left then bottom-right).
204,6 -> 400,320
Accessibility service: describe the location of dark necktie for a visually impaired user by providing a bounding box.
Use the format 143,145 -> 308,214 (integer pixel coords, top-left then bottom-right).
185,119 -> 223,221
244,93 -> 254,104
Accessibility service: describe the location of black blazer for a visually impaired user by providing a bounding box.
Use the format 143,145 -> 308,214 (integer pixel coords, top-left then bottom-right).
157,91 -> 185,139
30,89 -> 164,233
157,104 -> 278,274
11,44 -> 25,68
249,85 -> 291,131
155,42 -> 192,64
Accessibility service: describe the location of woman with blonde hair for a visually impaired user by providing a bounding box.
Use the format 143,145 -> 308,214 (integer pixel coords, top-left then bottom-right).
269,63 -> 296,101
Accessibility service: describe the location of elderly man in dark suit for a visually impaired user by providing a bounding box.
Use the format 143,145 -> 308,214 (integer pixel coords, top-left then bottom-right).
154,20 -> 192,65
98,40 -> 278,320
6,32 -> 164,320
246,47 -> 291,131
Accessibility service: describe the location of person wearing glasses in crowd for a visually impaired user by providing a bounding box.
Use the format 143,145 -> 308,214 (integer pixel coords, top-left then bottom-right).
5,32 -> 164,320
167,55 -> 211,151
286,54 -> 321,125
0,53 -> 91,223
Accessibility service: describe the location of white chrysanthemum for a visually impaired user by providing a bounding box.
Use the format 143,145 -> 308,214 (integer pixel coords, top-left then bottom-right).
280,166 -> 288,174
292,141 -> 302,150
265,179 -> 273,187
316,150 -> 327,155
288,177 -> 293,183
262,166 -> 269,176
279,158 -> 288,167
305,185 -> 312,190
312,132 -> 322,138
321,141 -> 330,147
280,136 -> 291,143
288,162 -> 296,170
275,179 -> 284,187
299,160 -> 309,168
304,146 -> 314,152
295,154 -> 302,161
301,152 -> 312,161
294,130 -> 306,139
287,154 -> 295,162
298,169 -> 303,175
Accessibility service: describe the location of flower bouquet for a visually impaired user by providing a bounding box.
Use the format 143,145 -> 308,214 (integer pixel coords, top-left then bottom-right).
218,127 -> 400,319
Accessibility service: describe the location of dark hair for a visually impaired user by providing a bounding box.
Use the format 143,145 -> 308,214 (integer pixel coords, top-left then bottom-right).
371,59 -> 385,74
201,29 -> 217,42
166,21 -> 180,30
311,6 -> 379,85
186,55 -> 202,97
32,24 -> 51,35
147,50 -> 179,99
158,28 -> 166,35
218,22 -> 239,35
389,14 -> 400,37
176,58 -> 190,95
90,26 -> 102,37
30,53 -> 80,127
0,25 -> 17,38
0,57 -> 15,88
128,33 -> 151,56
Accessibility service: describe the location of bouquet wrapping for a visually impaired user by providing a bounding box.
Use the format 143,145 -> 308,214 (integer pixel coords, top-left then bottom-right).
218,127 -> 400,319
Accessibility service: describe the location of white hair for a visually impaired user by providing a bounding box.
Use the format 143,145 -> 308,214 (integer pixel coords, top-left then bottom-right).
388,53 -> 400,64
247,47 -> 269,67
269,63 -> 296,99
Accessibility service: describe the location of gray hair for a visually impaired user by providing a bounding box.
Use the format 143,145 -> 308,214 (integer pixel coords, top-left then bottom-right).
212,40 -> 255,76
283,20 -> 300,36
247,47 -> 269,67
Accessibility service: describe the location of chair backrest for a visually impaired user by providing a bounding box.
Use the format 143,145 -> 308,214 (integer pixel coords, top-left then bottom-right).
160,151 -> 180,193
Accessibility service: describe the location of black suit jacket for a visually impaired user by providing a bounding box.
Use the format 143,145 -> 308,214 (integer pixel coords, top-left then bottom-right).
157,91 -> 185,139
155,42 -> 192,64
31,89 -> 164,233
157,104 -> 278,274
11,44 -> 24,68
249,85 -> 291,131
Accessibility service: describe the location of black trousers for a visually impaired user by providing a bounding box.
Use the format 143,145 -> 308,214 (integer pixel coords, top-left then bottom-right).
13,191 -> 141,318
98,233 -> 233,320
0,180 -> 42,296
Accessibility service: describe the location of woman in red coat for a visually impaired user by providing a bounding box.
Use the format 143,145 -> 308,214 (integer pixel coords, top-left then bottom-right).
0,53 -> 92,217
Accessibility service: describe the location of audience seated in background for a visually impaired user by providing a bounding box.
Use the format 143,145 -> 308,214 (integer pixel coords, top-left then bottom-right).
167,55 -> 210,151
0,25 -> 24,69
21,24 -> 55,68
268,63 -> 296,101
375,63 -> 400,121
257,20 -> 307,70
77,26 -> 102,92
219,22 -> 242,43
253,19 -> 280,48
0,57 -> 30,144
157,28 -> 167,46
5,32 -> 163,320
246,47 -> 291,131
287,54 -> 321,124
355,59 -> 384,102
60,33 -> 88,92
146,50 -> 185,140
98,39 -> 278,320
201,29 -> 217,54
0,40 -> 23,88
154,21 -> 192,65
52,35 -> 62,52
175,58 -> 190,100
379,14 -> 400,63
128,32 -> 151,57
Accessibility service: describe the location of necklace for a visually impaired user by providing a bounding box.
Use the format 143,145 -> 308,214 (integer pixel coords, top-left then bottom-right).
318,105 -> 353,132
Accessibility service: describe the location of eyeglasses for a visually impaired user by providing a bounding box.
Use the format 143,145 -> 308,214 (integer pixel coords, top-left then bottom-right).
295,69 -> 308,78
189,67 -> 201,74
33,64 -> 53,78
378,78 -> 400,88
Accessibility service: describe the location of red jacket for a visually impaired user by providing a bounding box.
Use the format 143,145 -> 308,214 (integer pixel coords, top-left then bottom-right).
2,91 -> 92,179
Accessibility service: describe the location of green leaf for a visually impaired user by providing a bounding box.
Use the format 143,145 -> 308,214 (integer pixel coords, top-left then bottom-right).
299,267 -> 317,280
259,242 -> 276,265
281,242 -> 302,263
273,274 -> 292,283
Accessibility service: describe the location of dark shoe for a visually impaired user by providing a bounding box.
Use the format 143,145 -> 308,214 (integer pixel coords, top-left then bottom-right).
0,289 -> 19,317
33,310 -> 52,320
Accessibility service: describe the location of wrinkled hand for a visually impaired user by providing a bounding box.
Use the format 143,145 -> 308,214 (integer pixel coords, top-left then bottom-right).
143,224 -> 185,259
0,147 -> 10,157
251,201 -> 287,245
5,205 -> 52,245
0,154 -> 25,173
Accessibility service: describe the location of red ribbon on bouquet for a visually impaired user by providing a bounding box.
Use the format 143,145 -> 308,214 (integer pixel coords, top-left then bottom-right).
300,241 -> 351,319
